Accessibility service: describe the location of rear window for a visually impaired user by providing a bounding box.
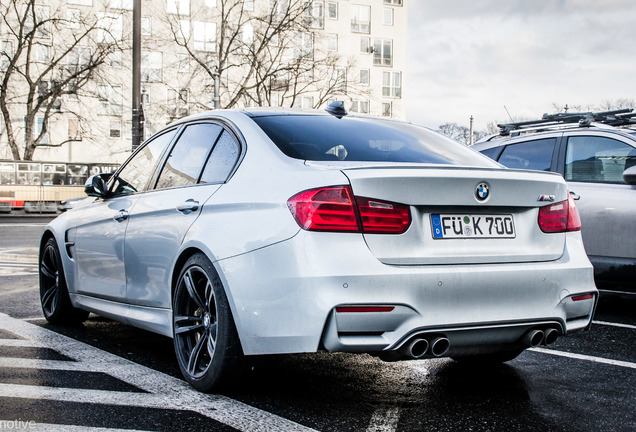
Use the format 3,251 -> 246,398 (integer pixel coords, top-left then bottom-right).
252,115 -> 497,167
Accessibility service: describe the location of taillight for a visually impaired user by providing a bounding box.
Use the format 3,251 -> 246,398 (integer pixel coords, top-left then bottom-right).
538,194 -> 581,233
288,186 -> 411,234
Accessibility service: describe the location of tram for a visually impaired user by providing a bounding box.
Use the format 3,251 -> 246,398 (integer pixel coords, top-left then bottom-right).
0,160 -> 118,213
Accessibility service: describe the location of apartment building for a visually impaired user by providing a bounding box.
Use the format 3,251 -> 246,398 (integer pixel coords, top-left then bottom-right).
0,0 -> 407,164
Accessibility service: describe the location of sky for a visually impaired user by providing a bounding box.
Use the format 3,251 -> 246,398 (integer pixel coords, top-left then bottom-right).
405,0 -> 636,131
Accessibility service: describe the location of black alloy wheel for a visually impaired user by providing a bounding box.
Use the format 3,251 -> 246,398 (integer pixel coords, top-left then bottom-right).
173,253 -> 243,392
39,237 -> 89,324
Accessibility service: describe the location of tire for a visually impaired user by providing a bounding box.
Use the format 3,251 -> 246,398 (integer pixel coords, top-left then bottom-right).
39,238 -> 89,325
452,349 -> 525,364
172,253 -> 243,392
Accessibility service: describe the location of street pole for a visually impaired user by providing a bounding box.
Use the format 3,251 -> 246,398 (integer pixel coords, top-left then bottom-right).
132,0 -> 143,151
469,115 -> 474,146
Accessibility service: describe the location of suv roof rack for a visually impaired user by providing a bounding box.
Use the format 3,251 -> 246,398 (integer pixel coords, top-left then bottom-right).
497,108 -> 636,136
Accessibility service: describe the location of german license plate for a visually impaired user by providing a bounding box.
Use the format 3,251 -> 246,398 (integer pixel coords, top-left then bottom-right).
431,214 -> 516,239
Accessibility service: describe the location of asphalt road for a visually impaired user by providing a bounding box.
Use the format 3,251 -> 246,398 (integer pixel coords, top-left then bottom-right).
0,217 -> 634,431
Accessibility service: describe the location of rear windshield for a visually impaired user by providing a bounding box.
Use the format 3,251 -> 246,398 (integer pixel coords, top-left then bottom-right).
252,115 -> 497,167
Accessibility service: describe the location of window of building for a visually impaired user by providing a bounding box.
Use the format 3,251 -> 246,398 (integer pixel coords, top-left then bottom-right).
67,9 -> 81,29
97,12 -> 123,43
141,51 -> 162,82
498,139 -> 556,172
97,84 -> 123,116
327,33 -> 337,51
36,117 -> 49,145
205,0 -> 217,6
167,0 -> 190,16
333,67 -> 346,93
383,8 -> 394,25
327,2 -> 337,19
32,6 -> 50,39
168,88 -> 189,118
359,68 -> 370,86
293,32 -> 313,60
243,0 -> 254,11
178,54 -> 190,72
384,0 -> 402,5
1,40 -> 13,72
68,0 -> 93,5
35,44 -> 50,62
67,118 -> 80,140
382,102 -> 392,117
194,21 -> 216,51
67,46 -> 91,75
178,19 -> 190,39
382,71 -> 401,97
360,37 -> 371,54
141,16 -> 151,35
109,51 -> 122,68
351,5 -> 370,34
350,100 -> 369,114
110,119 -> 122,138
373,39 -> 392,66
304,1 -> 324,29
108,0 -> 133,10
293,96 -> 314,109
270,0 -> 292,23
141,87 -> 150,105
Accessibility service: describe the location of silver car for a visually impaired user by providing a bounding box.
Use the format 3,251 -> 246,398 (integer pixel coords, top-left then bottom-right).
473,113 -> 636,296
39,107 -> 597,392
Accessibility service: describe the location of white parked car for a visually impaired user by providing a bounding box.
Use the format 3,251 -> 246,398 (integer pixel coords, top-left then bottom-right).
40,106 -> 597,392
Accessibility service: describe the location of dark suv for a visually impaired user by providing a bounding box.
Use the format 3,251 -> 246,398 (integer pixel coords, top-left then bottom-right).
473,109 -> 636,295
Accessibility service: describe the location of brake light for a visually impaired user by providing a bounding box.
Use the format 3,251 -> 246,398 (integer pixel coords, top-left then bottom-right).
538,194 -> 582,233
288,186 -> 411,234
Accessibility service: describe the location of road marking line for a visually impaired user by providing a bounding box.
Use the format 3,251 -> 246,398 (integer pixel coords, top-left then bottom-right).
593,320 -> 636,330
13,423 -> 156,432
367,407 -> 401,432
0,339 -> 44,348
0,272 -> 37,277
0,313 -> 317,432
530,347 -> 636,370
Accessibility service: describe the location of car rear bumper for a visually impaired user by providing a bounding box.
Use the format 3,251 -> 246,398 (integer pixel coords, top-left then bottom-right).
217,230 -> 597,356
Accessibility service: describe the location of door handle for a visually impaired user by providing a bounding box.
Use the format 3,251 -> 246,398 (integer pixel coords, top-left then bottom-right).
569,191 -> 580,200
114,209 -> 129,222
177,199 -> 200,214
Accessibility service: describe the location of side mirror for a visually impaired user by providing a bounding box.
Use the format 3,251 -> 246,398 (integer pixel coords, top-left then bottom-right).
623,165 -> 636,185
84,173 -> 112,197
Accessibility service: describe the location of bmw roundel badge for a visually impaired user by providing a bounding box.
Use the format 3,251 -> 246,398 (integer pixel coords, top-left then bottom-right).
475,182 -> 489,201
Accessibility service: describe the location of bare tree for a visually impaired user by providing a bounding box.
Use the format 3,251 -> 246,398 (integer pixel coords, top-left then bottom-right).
160,0 -> 368,115
0,0 -> 123,160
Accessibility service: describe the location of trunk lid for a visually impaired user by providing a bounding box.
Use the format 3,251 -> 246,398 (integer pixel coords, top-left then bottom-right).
341,165 -> 569,265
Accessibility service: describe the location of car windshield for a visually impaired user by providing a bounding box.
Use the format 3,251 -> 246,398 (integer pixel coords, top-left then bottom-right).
252,115 -> 497,167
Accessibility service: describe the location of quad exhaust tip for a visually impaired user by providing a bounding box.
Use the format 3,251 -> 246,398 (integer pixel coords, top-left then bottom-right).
400,336 -> 450,359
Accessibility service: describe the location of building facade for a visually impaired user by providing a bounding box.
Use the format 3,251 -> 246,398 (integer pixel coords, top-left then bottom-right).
0,0 -> 406,165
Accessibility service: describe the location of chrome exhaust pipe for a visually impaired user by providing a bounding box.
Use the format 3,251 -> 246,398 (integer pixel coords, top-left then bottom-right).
430,337 -> 450,357
543,328 -> 559,345
522,329 -> 544,348
406,338 -> 429,359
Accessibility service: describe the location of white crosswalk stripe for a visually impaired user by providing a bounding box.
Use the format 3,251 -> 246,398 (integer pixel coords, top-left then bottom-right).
0,313 -> 317,432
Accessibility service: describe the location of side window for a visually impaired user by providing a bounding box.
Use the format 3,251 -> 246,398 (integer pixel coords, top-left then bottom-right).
565,136 -> 636,184
479,146 -> 501,160
200,130 -> 241,184
497,138 -> 556,171
155,123 -> 223,189
111,128 -> 176,195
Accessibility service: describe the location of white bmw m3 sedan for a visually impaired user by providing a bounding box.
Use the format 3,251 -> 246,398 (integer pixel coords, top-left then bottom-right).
39,105 -> 598,392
